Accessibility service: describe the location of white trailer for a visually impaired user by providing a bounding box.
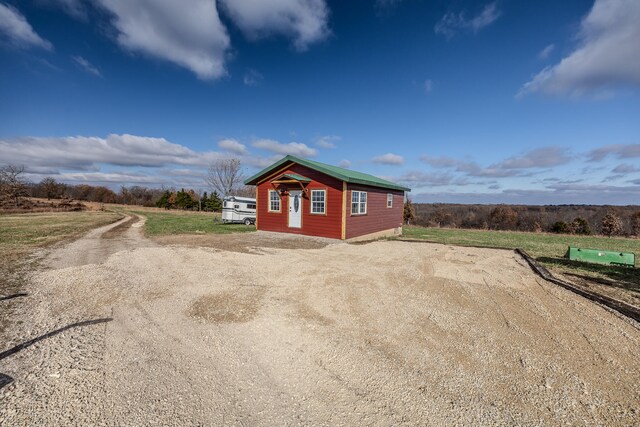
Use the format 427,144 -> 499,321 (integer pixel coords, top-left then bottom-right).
221,196 -> 256,225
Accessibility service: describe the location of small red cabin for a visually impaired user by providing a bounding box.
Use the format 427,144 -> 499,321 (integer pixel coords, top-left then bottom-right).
244,155 -> 410,240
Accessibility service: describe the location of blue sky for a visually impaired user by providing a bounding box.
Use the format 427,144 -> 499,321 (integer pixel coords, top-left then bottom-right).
1,0 -> 639,204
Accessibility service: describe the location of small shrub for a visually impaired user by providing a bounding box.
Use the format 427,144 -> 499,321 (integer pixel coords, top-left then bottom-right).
551,221 -> 568,234
601,213 -> 623,237
569,217 -> 591,235
631,212 -> 640,237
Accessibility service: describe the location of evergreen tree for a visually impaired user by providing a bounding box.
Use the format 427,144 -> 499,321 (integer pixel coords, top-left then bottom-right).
174,188 -> 197,210
201,192 -> 209,211
205,191 -> 223,212
403,197 -> 416,225
155,190 -> 172,209
551,221 -> 568,234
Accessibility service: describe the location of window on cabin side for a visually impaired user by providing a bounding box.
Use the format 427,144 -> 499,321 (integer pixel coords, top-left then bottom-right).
269,190 -> 280,212
311,189 -> 326,214
387,193 -> 393,208
351,191 -> 367,215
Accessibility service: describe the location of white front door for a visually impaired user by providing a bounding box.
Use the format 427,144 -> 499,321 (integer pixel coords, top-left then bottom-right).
288,190 -> 302,228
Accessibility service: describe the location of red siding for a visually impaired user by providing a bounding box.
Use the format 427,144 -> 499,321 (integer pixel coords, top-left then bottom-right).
345,185 -> 404,239
256,164 -> 343,239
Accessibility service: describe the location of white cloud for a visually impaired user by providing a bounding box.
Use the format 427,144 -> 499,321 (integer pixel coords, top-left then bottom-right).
375,0 -> 403,9
469,2 -> 500,32
612,163 -> 640,174
315,135 -> 340,148
243,154 -> 283,169
0,3 -> 53,50
219,0 -> 330,51
587,143 -> 640,161
163,168 -> 207,178
434,2 -> 500,38
40,0 -> 87,20
423,79 -> 433,93
519,0 -> 640,97
252,138 -> 317,157
218,138 -> 248,155
421,156 -> 524,178
420,147 -> 571,178
44,171 -> 164,184
93,0 -> 230,80
538,44 -> 555,60
338,159 -> 351,169
397,171 -> 466,187
372,153 -> 404,165
243,68 -> 263,86
0,134 -> 223,169
72,55 -> 102,76
413,185 -> 640,205
498,147 -> 571,169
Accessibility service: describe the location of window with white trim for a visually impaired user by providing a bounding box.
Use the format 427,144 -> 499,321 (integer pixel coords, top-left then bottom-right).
311,189 -> 326,214
269,190 -> 280,212
351,191 -> 367,215
387,193 -> 393,208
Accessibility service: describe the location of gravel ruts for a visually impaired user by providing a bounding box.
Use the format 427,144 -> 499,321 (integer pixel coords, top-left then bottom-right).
1,216 -> 638,426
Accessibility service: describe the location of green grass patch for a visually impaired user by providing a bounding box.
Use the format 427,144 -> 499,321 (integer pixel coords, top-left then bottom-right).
403,226 -> 639,262
129,210 -> 255,236
402,226 -> 639,290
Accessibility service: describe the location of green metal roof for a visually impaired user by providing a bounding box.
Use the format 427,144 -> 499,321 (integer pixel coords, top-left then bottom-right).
244,155 -> 411,192
274,173 -> 311,182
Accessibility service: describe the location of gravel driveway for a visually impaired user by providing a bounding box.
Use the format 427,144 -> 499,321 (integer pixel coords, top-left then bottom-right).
1,216 -> 638,426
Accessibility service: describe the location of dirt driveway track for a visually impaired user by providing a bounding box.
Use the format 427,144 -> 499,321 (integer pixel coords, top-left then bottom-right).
1,217 -> 639,426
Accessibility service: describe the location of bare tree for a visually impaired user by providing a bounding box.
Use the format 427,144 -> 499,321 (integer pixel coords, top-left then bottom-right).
207,158 -> 246,196
0,164 -> 29,207
234,185 -> 256,198
489,205 -> 518,230
39,177 -> 64,200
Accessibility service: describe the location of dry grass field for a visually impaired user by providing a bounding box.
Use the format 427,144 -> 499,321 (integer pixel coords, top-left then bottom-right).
0,211 -> 123,337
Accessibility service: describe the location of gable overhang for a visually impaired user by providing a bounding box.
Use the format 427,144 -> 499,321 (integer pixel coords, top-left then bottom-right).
270,172 -> 311,195
244,155 -> 411,192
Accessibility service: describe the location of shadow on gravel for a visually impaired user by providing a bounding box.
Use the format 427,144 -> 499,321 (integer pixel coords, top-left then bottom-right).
0,373 -> 13,389
0,318 -> 113,361
538,257 -> 639,295
0,293 -> 28,302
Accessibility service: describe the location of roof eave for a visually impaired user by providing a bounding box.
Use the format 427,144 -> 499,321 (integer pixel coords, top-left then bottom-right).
243,155 -> 295,185
346,177 -> 410,192
244,154 -> 411,192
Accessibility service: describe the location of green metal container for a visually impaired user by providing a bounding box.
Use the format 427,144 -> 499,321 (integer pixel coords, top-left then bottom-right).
568,246 -> 635,267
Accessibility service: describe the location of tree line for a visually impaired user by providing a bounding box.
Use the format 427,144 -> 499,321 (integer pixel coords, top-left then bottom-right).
1,159 -> 254,212
0,165 -> 224,211
411,203 -> 640,237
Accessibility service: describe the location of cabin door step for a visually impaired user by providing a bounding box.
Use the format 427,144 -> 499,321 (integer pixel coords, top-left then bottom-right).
288,190 -> 302,228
